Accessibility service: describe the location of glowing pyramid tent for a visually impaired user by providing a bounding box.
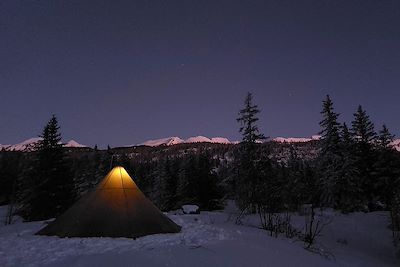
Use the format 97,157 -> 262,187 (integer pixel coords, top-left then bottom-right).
36,166 -> 181,238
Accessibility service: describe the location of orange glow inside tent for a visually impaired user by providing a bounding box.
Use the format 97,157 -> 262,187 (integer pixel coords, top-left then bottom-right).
98,166 -> 139,189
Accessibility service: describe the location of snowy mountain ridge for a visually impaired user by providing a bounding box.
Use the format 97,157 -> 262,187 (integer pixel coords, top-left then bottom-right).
138,136 -> 231,147
138,135 -> 321,147
0,138 -> 87,152
138,135 -> 400,151
3,136 -> 399,151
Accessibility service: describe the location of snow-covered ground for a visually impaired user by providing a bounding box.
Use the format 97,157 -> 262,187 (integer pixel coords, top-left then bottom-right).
0,205 -> 398,267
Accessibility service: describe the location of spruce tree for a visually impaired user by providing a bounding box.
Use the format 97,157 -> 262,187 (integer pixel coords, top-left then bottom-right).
341,123 -> 352,145
319,95 -> 341,155
237,92 -> 265,144
317,95 -> 342,207
373,125 -> 399,207
352,105 -> 376,144
377,124 -> 394,149
20,115 -> 75,220
336,123 -> 361,211
235,92 -> 266,212
351,105 -> 377,207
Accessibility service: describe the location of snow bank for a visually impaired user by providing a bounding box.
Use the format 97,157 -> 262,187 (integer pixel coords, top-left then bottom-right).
0,211 -> 228,267
0,206 -> 398,267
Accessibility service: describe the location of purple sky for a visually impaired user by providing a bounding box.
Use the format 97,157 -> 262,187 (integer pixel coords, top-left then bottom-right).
1,0 -> 399,147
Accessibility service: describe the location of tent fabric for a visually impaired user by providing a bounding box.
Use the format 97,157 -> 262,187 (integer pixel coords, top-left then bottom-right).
36,166 -> 181,238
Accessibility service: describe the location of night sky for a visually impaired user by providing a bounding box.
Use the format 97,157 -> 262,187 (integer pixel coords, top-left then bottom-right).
1,0 -> 399,147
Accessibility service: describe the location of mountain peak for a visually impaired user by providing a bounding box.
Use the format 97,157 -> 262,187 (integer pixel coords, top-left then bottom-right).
138,136 -> 184,147
64,140 -> 87,148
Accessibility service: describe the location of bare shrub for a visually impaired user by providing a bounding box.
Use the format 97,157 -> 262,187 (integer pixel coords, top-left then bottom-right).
257,205 -> 299,238
301,205 -> 332,249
